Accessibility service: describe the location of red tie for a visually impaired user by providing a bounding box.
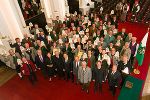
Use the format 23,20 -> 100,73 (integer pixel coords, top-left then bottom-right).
87,58 -> 91,68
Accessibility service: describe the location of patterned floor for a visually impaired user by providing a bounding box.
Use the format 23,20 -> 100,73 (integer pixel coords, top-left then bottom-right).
0,66 -> 16,86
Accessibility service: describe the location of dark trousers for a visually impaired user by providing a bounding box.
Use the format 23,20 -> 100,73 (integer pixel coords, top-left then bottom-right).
47,67 -> 54,78
109,85 -> 116,96
28,72 -> 37,84
130,54 -> 135,66
64,70 -> 73,81
73,74 -> 79,84
41,67 -> 48,78
92,69 -> 95,80
81,82 -> 90,91
103,68 -> 108,81
57,68 -> 64,78
16,65 -> 21,73
94,82 -> 102,93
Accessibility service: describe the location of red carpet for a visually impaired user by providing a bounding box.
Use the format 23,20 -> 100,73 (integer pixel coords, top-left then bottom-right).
0,71 -> 119,100
0,22 -> 149,100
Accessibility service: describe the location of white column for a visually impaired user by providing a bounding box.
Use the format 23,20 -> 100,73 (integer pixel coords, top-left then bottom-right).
41,0 -> 69,22
0,0 -> 29,40
51,0 -> 68,21
41,0 -> 53,23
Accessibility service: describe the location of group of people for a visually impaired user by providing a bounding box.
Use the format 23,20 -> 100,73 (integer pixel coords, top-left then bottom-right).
5,10 -> 140,96
116,0 -> 140,22
96,0 -> 140,22
19,0 -> 41,19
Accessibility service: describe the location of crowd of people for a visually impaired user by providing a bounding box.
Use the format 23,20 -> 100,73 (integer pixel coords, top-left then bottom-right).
19,0 -> 41,19
5,8 -> 142,96
94,0 -> 141,22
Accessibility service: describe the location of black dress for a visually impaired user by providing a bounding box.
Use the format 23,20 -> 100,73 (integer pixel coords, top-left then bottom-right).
53,54 -> 64,78
45,56 -> 54,77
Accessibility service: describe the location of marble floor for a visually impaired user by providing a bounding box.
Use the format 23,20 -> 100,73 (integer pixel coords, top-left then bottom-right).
142,67 -> 150,100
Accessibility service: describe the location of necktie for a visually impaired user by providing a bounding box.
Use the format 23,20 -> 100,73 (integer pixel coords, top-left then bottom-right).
87,58 -> 91,68
40,56 -> 43,62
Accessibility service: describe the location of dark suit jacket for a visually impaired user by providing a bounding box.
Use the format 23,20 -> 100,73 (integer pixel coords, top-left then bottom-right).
95,67 -> 103,83
108,70 -> 121,87
73,61 -> 81,76
62,57 -> 73,72
9,42 -> 23,55
52,54 -> 64,71
45,56 -> 53,67
35,55 -> 46,69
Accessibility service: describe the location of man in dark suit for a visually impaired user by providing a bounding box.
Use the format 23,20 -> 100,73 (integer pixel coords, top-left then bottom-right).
108,65 -> 122,96
62,42 -> 73,58
9,38 -> 24,56
87,50 -> 96,80
62,53 -> 73,81
35,49 -> 47,78
129,37 -> 138,65
22,57 -> 37,84
94,61 -> 103,93
73,56 -> 81,83
53,16 -> 62,34
50,30 -> 59,41
95,46 -> 103,61
111,16 -> 118,28
53,50 -> 64,78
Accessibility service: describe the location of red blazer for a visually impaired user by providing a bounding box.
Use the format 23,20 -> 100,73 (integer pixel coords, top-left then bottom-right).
22,60 -> 36,75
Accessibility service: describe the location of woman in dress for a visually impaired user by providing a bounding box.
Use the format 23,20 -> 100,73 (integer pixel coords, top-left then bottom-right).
45,52 -> 54,81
